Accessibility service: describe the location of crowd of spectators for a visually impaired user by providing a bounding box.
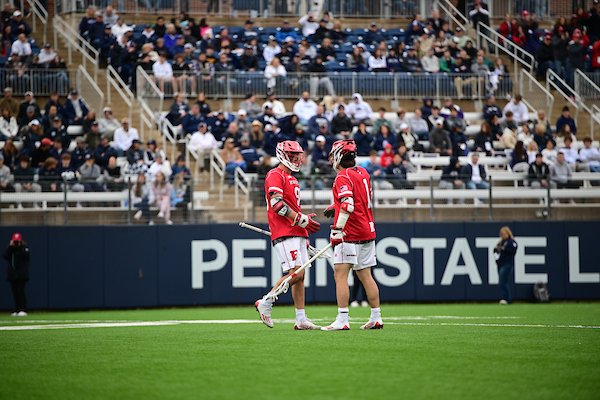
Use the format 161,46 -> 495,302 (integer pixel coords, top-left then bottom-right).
76,5 -> 510,98
1,4 -> 70,94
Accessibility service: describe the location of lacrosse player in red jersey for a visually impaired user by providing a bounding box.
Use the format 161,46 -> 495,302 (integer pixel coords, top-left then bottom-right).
322,139 -> 383,330
254,140 -> 321,330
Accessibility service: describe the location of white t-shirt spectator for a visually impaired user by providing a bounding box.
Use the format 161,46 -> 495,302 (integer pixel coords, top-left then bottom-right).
263,44 -> 281,64
113,127 -> 140,152
298,15 -> 319,37
264,64 -> 287,89
346,94 -> 373,121
579,146 -> 600,168
111,22 -> 132,43
11,39 -> 32,56
147,159 -> 172,182
560,146 -> 579,166
293,98 -> 318,123
421,54 -> 440,73
503,100 -> 529,125
37,48 -> 57,64
188,131 -> 218,153
153,60 -> 174,80
368,55 -> 387,71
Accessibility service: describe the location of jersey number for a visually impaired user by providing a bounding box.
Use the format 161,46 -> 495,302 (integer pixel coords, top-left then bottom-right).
362,179 -> 372,209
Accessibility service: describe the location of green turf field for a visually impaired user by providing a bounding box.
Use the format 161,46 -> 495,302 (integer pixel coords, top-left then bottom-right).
0,303 -> 599,400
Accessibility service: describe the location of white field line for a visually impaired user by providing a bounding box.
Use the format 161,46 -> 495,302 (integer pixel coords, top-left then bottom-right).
0,318 -> 599,331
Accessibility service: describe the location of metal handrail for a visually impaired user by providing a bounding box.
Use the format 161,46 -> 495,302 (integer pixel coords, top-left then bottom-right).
438,0 -> 467,32
136,66 -> 164,113
159,117 -> 182,162
138,100 -> 156,145
591,105 -> 600,141
209,149 -> 225,201
476,22 -> 536,74
106,65 -> 134,122
76,65 -> 104,113
546,69 -> 583,110
53,15 -> 99,80
519,69 -> 555,120
25,0 -> 48,44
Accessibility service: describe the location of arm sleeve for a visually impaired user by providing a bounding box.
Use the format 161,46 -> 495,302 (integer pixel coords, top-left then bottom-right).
265,171 -> 284,199
333,174 -> 353,199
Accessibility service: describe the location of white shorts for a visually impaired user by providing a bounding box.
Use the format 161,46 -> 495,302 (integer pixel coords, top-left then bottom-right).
273,237 -> 309,273
333,241 -> 377,270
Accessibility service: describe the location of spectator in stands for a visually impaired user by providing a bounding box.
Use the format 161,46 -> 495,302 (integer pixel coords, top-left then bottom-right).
526,141 -> 539,163
452,57 -> 477,99
166,93 -> 188,127
0,155 -> 14,192
386,153 -> 413,190
194,92 -> 211,117
429,118 -> 452,156
469,0 -> 490,31
263,36 -> 281,65
566,29 -> 586,87
85,121 -> 102,150
552,26 -> 569,79
79,6 -> 97,38
473,122 -> 494,156
502,95 -> 528,125
181,104 -> 205,135
102,5 -> 118,27
308,55 -> 336,98
97,107 -> 120,139
10,33 -> 31,61
238,136 -> 260,173
298,13 -> 318,38
132,173 -> 153,224
13,156 -> 41,200
9,11 -> 30,40
221,138 -> 246,184
408,108 -> 429,140
482,95 -> 502,124
378,143 -> 394,169
579,137 -> 600,172
63,90 -> 89,127
239,45 -> 258,71
148,153 -> 172,183
94,134 -> 117,170
0,88 -> 19,118
125,139 -> 145,170
172,52 -> 195,95
542,139 -> 558,166
17,92 -> 40,127
21,120 -> 44,155
30,138 -> 54,168
101,156 -> 123,192
264,57 -> 287,90
188,122 -> 218,156
551,152 -> 578,189
374,125 -> 397,152
293,91 -> 317,125
402,46 -> 423,72
536,33 -> 554,78
561,136 -> 587,172
347,46 -> 367,72
113,118 -> 139,154
239,93 -> 262,120
265,91 -> 286,118
528,153 -> 553,189
368,48 -> 387,72
77,154 -> 103,192
556,106 -> 577,137
440,156 -> 465,193
461,152 -> 488,190
153,52 -> 176,93
144,140 -> 161,166
0,107 -> 18,140
329,104 -> 351,137
209,111 -> 229,141
398,123 -> 420,152
421,48 -> 439,73
372,108 -> 391,135
88,12 -> 106,49
2,138 -> 18,170
152,171 -> 172,225
307,105 -> 329,139
346,93 -> 372,125
352,121 -> 373,156
510,140 -> 529,171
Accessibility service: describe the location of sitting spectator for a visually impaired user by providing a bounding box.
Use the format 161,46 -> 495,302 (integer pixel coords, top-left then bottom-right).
500,126 -> 517,150
374,125 -> 397,152
398,123 -> 420,151
97,107 -> 120,138
166,93 -> 189,126
11,33 -> 32,60
144,140 -> 162,166
542,139 -> 558,166
181,104 -> 206,135
0,107 -> 18,140
533,109 -> 552,137
346,93 -> 372,125
332,105 -> 353,138
264,57 -> 286,90
555,106 -> 577,136
469,0 -> 490,31
536,33 -> 554,78
347,46 -> 367,72
195,92 -> 211,117
368,48 -> 387,72
354,122 -> 373,156
38,157 -> 60,192
482,95 -> 503,124
528,153 -> 554,189
308,55 -> 336,98
461,153 -> 489,190
421,48 -> 439,73
239,93 -> 262,120
0,154 -> 14,192
551,152 -> 578,189
188,122 -> 218,157
36,43 -> 57,66
502,95 -> 528,125
102,5 -> 118,27
147,153 -> 172,182
101,156 -> 123,191
31,138 -> 54,168
579,137 -> 600,172
153,52 -> 176,93
238,136 -> 260,173
307,105 -> 329,139
0,88 -> 19,117
429,118 -> 452,155
440,156 -> 466,191
361,150 -> 393,190
21,120 -> 44,155
126,139 -> 145,166
113,118 -> 139,154
240,44 -> 258,71
153,171 -> 172,225
293,91 -> 317,125
386,153 -> 414,190
409,108 -> 429,140
221,138 -> 246,184
372,108 -> 391,135
510,140 -> 529,171
132,173 -> 154,224
561,136 -> 587,171
311,135 -> 330,167
473,122 -> 494,155
17,91 -> 40,127
264,91 -> 286,118
64,89 -> 89,126
526,141 -> 539,163
94,134 -> 117,169
263,36 -> 281,64
13,156 -> 41,202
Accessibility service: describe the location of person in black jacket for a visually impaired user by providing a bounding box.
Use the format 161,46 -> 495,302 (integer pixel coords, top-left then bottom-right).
536,34 -> 554,78
528,153 -> 554,189
4,232 -> 30,316
494,226 -> 518,304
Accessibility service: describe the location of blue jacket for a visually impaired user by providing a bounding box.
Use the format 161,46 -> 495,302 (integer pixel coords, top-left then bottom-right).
353,131 -> 374,156
555,115 -> 577,135
181,113 -> 205,134
64,99 -> 90,126
374,132 -> 398,152
495,238 -> 518,267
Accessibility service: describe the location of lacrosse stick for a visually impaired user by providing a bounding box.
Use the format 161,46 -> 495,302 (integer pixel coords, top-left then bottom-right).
264,242 -> 333,302
238,222 -> 330,259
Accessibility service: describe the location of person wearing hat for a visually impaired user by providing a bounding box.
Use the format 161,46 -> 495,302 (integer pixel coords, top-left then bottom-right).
235,109 -> 250,134
21,119 -> 44,154
30,137 -> 54,168
365,21 -> 384,45
429,118 -> 453,156
4,232 -> 30,316
181,104 -> 205,135
85,120 -> 102,150
17,91 -> 40,127
93,134 -> 117,170
36,42 -> 57,65
64,89 -> 90,126
249,119 -> 264,149
264,90 -> 286,118
70,136 -> 88,170
439,156 -> 466,203
9,9 -> 31,37
264,56 -> 287,90
275,19 -> 298,43
46,115 -> 70,149
242,19 -> 258,42
536,32 -> 554,78
78,153 -> 103,192
240,44 -> 259,71
144,139 -> 160,166
0,88 -> 19,117
87,11 -> 106,49
566,29 -> 587,87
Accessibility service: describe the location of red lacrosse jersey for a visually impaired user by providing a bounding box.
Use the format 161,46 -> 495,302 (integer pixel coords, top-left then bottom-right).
332,166 -> 376,242
265,167 -> 308,241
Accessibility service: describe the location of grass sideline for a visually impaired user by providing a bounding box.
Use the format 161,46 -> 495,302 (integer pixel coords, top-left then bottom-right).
0,303 -> 599,400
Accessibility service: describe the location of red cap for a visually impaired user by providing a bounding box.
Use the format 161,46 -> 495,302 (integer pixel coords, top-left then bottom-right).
41,138 -> 54,146
11,232 -> 22,241
522,10 -> 529,16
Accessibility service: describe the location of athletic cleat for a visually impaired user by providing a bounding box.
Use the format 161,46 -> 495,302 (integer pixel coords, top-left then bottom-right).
255,299 -> 273,328
294,319 -> 321,330
360,319 -> 383,330
321,319 -> 350,331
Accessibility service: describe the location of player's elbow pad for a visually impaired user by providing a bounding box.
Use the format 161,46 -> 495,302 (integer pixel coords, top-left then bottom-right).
270,197 -> 290,217
340,197 -> 354,213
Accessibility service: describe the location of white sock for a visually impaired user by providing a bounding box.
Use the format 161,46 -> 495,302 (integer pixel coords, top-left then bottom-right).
370,307 -> 381,321
338,307 -> 349,323
295,308 -> 306,322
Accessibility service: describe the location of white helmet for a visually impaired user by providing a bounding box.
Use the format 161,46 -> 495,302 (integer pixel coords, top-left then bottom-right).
276,140 -> 304,172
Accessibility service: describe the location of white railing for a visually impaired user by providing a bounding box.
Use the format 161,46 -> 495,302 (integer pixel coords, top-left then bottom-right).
209,149 -> 225,202
159,117 -> 183,162
574,70 -> 600,139
437,0 -> 468,32
234,167 -> 253,220
106,65 -> 134,122
591,105 -> 600,141
519,69 -> 555,120
138,100 -> 156,145
546,69 -> 583,128
25,0 -> 48,44
476,22 -> 536,75
53,15 -> 99,80
76,65 -> 104,114
136,66 -> 163,144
